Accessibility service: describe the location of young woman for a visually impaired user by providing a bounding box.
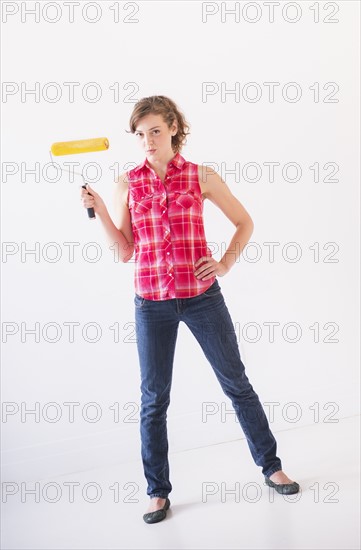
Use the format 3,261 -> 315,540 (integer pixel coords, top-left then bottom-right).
81,95 -> 300,524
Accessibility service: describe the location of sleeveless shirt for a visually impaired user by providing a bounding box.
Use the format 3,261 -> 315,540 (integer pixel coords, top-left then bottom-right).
127,151 -> 216,300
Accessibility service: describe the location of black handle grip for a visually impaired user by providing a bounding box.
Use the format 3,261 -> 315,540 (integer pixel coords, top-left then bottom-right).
82,185 -> 96,219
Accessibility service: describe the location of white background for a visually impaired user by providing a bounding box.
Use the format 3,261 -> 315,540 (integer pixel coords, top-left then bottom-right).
1,0 -> 360,484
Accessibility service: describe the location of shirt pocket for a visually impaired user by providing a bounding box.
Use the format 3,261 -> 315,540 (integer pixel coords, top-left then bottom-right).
132,186 -> 155,214
173,188 -> 199,209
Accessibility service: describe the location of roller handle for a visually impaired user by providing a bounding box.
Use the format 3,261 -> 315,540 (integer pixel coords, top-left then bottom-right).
82,185 -> 96,219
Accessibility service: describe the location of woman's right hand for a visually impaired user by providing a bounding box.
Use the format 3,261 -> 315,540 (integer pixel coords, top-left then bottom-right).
80,184 -> 107,216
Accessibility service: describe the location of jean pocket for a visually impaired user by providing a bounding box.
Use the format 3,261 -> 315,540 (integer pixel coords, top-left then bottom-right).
134,294 -> 145,308
203,279 -> 222,297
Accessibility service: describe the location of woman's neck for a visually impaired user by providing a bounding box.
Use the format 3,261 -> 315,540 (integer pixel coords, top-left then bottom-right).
146,151 -> 177,181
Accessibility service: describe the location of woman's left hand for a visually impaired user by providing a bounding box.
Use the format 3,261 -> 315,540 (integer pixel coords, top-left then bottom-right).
194,257 -> 229,280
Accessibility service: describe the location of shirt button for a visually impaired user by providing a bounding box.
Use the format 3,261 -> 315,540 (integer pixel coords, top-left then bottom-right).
166,252 -> 170,255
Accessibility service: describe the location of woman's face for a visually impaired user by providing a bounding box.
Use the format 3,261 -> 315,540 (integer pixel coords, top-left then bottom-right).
135,113 -> 177,160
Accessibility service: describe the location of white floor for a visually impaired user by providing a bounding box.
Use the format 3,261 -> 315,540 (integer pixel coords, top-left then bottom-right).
2,415 -> 360,550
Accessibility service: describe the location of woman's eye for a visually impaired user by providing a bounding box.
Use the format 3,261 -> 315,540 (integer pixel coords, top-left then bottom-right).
135,130 -> 159,137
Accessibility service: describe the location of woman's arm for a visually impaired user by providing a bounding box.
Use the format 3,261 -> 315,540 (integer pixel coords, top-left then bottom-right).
83,173 -> 134,263
106,172 -> 135,263
195,165 -> 254,278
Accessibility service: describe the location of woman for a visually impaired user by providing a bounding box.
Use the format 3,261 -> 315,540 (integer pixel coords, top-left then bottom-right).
81,95 -> 300,524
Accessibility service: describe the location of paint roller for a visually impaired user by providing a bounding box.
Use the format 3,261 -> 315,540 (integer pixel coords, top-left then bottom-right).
49,137 -> 109,219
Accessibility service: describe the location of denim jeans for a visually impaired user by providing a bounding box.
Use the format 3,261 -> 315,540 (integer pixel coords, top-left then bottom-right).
134,278 -> 282,498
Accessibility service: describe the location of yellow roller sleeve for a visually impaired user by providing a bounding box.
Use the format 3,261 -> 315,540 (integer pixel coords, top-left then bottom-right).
51,137 -> 109,156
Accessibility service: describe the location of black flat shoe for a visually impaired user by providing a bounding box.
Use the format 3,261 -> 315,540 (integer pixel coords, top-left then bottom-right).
143,498 -> 171,524
264,476 -> 300,495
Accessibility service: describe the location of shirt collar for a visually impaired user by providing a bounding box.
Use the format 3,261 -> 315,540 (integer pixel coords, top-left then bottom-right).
134,151 -> 186,174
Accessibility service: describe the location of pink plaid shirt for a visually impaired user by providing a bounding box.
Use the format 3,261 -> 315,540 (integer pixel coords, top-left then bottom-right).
127,152 -> 216,300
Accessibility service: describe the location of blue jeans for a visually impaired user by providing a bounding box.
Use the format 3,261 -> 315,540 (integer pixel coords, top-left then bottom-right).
134,278 -> 282,498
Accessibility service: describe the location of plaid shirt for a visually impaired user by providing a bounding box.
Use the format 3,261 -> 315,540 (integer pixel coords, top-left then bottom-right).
127,152 -> 216,300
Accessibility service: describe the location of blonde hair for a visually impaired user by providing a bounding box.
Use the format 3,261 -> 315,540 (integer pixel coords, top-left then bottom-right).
127,95 -> 191,154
